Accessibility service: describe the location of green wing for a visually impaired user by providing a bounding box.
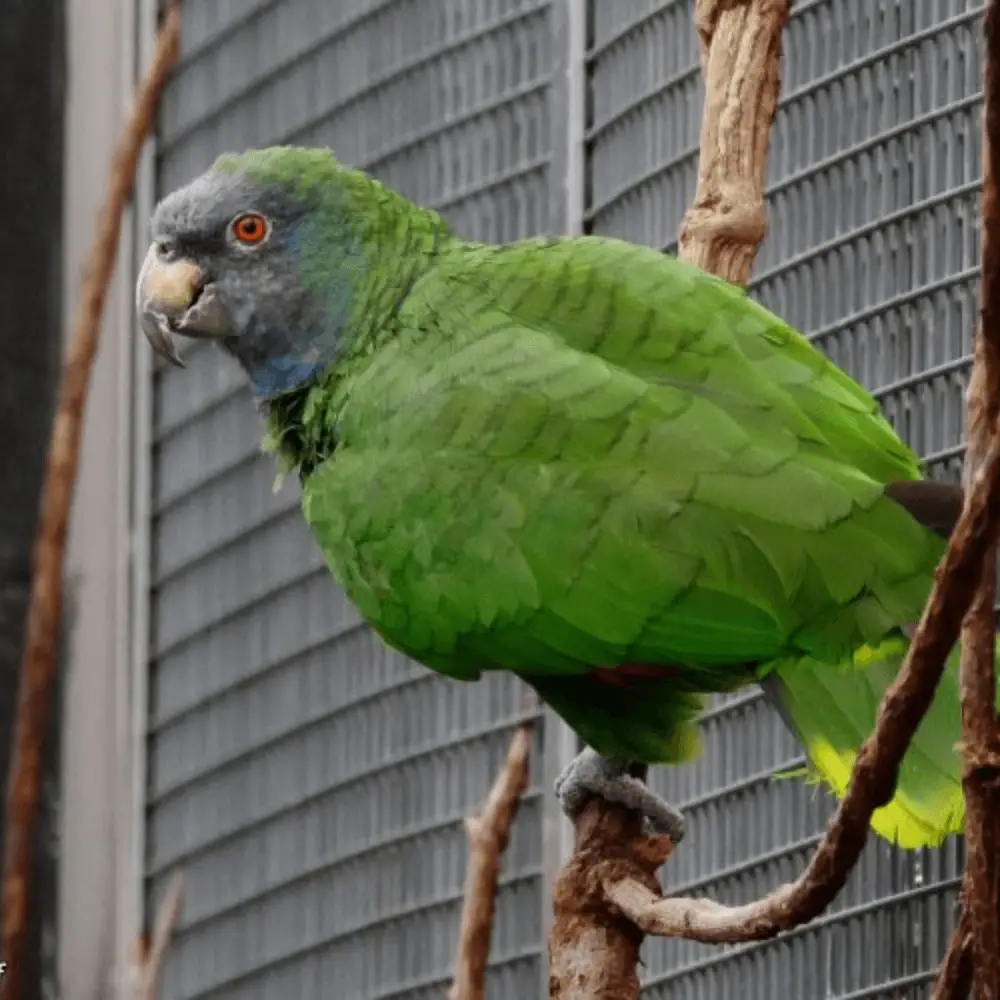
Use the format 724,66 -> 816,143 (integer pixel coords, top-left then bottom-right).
469,237 -> 923,485
300,235 -> 943,761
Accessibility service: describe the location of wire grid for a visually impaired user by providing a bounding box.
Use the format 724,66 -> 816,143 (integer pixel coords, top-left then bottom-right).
586,1 -> 977,997
146,2 -> 553,998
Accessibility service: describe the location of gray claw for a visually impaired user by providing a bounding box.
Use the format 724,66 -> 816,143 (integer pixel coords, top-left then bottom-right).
555,747 -> 686,843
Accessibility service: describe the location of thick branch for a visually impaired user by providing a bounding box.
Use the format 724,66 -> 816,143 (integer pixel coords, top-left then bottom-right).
0,7 -> 182,1000
449,723 -> 533,1000
549,803 -> 673,1000
600,431 -> 1000,941
930,895 -> 973,1000
678,0 -> 791,283
957,4 -> 1000,997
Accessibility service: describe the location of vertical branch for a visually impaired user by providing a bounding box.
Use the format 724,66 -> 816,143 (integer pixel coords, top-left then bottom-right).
931,897 -> 973,1000
958,4 -> 1000,998
678,0 -> 790,283
450,723 -> 533,1000
0,6 -> 181,999
547,3 -> 789,997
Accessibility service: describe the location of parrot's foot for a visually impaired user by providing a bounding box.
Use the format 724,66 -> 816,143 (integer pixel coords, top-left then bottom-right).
554,747 -> 685,843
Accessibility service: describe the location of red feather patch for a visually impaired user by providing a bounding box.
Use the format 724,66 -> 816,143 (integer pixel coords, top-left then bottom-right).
589,663 -> 681,690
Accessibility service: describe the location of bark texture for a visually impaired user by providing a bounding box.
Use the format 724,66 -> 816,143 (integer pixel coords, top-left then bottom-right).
956,4 -> 1000,997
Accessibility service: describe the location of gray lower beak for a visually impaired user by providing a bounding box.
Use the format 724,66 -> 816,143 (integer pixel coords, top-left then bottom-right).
136,243 -> 233,367
139,305 -> 186,367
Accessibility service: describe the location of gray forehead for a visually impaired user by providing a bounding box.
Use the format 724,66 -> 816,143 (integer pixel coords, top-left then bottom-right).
150,169 -> 294,240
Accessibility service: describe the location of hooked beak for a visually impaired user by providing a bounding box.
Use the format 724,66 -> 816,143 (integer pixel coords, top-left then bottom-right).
136,243 -> 234,367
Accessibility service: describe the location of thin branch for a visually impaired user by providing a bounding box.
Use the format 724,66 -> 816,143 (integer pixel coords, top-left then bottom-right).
0,6 -> 182,1000
449,722 -> 533,1000
957,4 -> 1000,997
136,874 -> 185,1000
931,895 -> 973,1000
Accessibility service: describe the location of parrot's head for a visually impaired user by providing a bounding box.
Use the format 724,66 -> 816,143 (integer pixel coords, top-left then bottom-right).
136,146 -> 425,397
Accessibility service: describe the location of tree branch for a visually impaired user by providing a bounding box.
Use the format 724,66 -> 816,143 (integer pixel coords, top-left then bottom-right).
679,0 -> 790,283
957,4 -> 1000,998
931,896 -> 973,1000
0,6 -> 182,1000
449,722 -> 533,1000
135,873 -> 185,1000
549,802 -> 672,1000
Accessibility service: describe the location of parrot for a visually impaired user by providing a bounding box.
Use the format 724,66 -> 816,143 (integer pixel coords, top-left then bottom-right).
136,144 -> 986,850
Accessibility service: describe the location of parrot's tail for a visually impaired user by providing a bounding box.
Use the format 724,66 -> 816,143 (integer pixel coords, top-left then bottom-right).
759,632 -> 985,848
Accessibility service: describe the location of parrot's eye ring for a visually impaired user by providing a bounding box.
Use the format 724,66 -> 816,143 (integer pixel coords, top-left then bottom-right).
229,212 -> 271,247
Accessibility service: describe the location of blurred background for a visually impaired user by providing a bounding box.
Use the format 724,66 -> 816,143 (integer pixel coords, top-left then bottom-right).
0,1 -> 983,998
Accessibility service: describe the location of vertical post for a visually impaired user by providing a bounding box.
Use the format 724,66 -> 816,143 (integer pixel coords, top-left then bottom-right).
113,0 -> 138,994
540,3 -> 587,989
115,0 -> 159,995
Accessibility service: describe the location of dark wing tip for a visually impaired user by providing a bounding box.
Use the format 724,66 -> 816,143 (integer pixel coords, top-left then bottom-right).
885,480 -> 965,539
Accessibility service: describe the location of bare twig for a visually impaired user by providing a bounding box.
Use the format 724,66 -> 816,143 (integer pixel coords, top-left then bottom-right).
957,5 -> 1000,997
0,6 -> 181,999
450,723 -> 533,1000
931,896 -> 973,1000
135,874 -> 185,1000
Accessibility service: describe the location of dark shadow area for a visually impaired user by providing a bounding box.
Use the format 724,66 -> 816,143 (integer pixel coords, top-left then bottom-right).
0,1 -> 67,996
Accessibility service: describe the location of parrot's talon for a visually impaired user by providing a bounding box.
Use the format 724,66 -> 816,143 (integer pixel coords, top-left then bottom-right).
554,747 -> 686,844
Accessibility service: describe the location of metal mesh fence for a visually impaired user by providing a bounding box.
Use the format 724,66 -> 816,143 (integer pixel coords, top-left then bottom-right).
140,0 -> 986,997
146,3 -> 555,998
586,1 -> 977,997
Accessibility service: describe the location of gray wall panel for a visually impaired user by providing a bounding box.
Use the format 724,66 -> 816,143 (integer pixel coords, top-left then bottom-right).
148,2 -> 554,998
587,1 -> 974,997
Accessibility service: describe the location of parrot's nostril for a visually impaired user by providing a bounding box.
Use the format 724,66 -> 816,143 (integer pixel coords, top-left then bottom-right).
156,239 -> 178,260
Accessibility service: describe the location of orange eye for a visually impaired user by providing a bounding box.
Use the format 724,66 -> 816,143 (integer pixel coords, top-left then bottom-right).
231,212 -> 269,245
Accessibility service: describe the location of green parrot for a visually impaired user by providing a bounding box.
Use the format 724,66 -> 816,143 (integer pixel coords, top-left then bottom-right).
137,145 -> 981,849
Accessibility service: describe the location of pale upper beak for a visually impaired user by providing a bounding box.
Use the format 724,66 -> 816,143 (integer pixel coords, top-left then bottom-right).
136,243 -> 234,367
